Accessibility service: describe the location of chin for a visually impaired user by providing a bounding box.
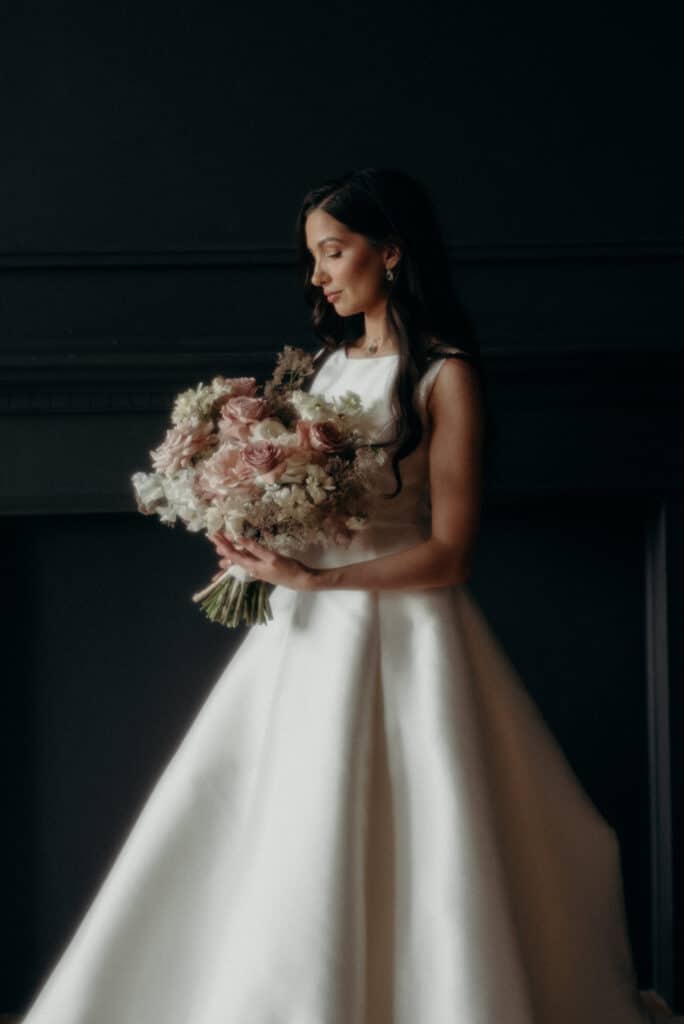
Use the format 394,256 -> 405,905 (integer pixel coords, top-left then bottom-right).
338,300 -> 362,317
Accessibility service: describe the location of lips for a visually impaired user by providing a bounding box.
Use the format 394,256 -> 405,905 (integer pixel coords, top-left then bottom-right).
325,290 -> 342,302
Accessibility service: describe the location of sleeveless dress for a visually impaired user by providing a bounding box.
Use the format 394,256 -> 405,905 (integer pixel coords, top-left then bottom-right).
20,345 -> 665,1023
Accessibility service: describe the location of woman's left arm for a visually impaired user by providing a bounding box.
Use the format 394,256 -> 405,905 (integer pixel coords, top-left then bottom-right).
212,358 -> 484,592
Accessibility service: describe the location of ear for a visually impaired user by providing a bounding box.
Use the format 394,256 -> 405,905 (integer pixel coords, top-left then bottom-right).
383,241 -> 402,270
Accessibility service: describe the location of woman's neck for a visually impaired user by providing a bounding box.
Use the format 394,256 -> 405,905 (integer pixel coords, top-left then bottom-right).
349,331 -> 400,357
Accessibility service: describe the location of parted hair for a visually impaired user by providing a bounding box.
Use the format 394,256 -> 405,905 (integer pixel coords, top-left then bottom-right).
294,166 -> 489,498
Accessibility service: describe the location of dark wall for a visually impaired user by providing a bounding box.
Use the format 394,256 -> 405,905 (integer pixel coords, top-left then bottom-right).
2,2 -> 682,256
2,0 -> 683,1015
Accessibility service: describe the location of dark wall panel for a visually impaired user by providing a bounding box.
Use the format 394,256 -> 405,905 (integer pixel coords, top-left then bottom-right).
1,3 -> 681,251
2,513 -> 246,1006
472,498 -> 651,977
0,251 -> 682,356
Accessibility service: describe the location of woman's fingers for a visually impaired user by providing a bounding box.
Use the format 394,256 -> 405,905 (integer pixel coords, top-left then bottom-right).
209,532 -> 262,564
210,532 -> 234,555
237,537 -> 265,557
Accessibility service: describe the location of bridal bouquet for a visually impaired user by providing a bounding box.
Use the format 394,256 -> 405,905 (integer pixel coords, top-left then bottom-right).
131,346 -> 389,628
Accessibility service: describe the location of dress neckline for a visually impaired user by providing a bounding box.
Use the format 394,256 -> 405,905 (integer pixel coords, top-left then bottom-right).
342,344 -> 400,361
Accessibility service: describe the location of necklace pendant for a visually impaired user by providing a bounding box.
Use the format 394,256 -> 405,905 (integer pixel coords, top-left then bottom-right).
367,342 -> 378,353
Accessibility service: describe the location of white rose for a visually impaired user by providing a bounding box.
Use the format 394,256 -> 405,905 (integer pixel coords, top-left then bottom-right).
278,453 -> 310,484
289,389 -> 334,422
250,417 -> 290,441
275,430 -> 305,448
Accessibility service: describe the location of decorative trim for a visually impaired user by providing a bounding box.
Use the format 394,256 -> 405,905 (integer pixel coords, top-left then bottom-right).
1,347 -> 682,416
0,350 -> 276,414
644,500 -> 674,1003
0,240 -> 682,270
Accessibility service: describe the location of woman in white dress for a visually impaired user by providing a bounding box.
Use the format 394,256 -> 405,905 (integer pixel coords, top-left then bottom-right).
20,166 -> 677,1023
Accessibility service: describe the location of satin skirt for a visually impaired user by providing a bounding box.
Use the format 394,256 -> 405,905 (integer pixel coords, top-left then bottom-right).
21,576 -> 655,1023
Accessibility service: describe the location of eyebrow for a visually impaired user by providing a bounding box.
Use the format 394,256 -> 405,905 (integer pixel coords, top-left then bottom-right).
306,235 -> 345,253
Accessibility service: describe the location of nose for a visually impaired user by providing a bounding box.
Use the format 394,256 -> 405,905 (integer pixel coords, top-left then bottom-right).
310,260 -> 329,289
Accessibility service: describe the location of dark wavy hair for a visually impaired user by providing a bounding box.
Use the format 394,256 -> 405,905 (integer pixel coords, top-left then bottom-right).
294,166 -> 489,498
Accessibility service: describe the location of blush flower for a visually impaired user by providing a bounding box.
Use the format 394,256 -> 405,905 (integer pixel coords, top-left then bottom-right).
219,396 -> 270,442
309,420 -> 348,453
194,445 -> 254,500
241,441 -> 288,484
131,351 -> 389,630
250,417 -> 292,442
150,421 -> 217,474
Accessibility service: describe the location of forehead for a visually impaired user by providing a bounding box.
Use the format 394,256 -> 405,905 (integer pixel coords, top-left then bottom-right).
304,208 -> 351,248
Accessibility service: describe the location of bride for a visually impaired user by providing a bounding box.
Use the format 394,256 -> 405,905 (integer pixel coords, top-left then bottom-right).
20,167 -> 676,1023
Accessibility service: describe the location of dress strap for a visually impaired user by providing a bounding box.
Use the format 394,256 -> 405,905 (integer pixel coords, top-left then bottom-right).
415,348 -> 474,424
428,345 -> 474,363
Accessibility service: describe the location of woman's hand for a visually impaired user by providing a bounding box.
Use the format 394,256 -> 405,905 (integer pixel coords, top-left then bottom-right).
208,533 -> 316,591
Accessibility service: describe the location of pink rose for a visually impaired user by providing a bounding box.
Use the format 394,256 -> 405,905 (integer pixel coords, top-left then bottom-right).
215,376 -> 258,397
241,441 -> 282,472
309,420 -> 347,453
194,445 -> 254,500
240,441 -> 288,484
151,421 -> 217,474
294,420 -> 339,465
219,396 -> 270,442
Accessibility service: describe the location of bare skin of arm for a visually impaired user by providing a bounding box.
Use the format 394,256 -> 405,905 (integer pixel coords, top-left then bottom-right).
210,358 -> 484,593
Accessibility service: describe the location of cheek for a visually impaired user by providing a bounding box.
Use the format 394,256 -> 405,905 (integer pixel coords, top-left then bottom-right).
343,250 -> 376,289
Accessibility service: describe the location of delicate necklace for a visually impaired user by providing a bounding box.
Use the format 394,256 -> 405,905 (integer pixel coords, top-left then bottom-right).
363,333 -> 394,355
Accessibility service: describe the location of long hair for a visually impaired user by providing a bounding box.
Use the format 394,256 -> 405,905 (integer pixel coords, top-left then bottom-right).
294,166 -> 490,498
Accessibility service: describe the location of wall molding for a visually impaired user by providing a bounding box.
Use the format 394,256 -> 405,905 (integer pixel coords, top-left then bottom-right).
1,347 -> 682,415
0,240 -> 682,270
1,348 -> 683,517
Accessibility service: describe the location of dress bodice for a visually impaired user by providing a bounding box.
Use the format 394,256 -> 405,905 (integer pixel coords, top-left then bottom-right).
298,346 -> 456,570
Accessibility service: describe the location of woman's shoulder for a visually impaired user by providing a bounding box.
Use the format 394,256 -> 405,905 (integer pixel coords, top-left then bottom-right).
416,341 -> 478,418
424,337 -> 477,364
422,338 -> 476,376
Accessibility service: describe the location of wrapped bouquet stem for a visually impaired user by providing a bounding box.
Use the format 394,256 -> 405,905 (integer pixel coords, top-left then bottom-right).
131,345 -> 389,628
191,564 -> 273,628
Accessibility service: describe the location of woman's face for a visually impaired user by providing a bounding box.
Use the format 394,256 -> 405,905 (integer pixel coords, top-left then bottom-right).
304,207 -> 397,317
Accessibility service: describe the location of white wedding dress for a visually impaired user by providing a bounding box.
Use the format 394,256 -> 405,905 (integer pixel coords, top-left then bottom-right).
21,346 -> 667,1023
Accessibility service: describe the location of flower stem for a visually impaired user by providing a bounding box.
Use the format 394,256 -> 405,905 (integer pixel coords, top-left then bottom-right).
193,573 -> 272,628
